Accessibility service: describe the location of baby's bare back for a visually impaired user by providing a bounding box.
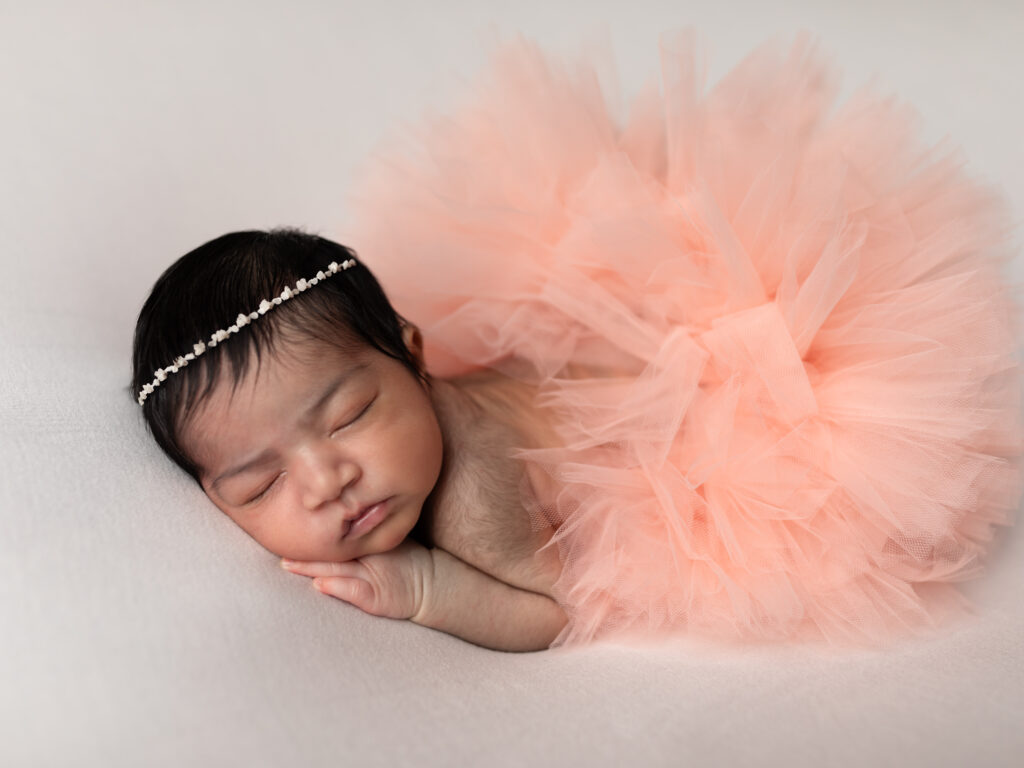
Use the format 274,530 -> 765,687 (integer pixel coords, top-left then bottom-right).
411,370 -> 564,598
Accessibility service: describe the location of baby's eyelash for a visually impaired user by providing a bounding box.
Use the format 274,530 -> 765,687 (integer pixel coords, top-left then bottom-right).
246,474 -> 282,505
331,398 -> 374,435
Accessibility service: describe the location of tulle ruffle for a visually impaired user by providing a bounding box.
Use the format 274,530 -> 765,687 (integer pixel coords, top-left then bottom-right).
345,29 -> 1024,649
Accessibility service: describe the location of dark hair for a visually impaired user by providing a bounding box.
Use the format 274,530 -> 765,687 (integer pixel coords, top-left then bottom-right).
130,226 -> 427,482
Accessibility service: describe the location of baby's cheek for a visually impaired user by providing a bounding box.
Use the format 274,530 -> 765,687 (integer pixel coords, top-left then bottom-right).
402,410 -> 444,486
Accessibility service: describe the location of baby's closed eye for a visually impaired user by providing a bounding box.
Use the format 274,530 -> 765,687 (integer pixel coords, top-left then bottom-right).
244,473 -> 283,505
330,396 -> 375,436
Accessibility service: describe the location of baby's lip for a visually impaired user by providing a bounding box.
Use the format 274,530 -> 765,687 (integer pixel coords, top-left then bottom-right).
345,501 -> 377,522
341,498 -> 388,538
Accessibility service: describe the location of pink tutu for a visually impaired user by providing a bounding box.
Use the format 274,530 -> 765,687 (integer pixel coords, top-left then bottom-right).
344,29 -> 1024,649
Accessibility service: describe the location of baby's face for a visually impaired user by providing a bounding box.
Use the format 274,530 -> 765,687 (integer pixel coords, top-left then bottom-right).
180,332 -> 443,562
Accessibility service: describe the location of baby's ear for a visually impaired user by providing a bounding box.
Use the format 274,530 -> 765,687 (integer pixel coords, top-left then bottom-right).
401,321 -> 426,369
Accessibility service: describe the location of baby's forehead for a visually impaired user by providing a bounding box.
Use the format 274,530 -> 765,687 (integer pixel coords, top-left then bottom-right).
202,331 -> 369,391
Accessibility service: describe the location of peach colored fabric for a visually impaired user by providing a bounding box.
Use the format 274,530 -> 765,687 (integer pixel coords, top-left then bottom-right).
345,29 -> 1024,649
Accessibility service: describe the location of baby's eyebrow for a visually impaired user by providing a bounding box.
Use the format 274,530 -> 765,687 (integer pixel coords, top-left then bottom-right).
210,362 -> 369,493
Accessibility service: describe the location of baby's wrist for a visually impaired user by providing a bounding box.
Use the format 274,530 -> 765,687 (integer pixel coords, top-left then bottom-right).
410,547 -> 470,632
410,547 -> 443,627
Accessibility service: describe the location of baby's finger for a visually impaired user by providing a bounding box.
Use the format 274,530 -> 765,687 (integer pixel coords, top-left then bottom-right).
314,577 -> 375,611
281,559 -> 362,578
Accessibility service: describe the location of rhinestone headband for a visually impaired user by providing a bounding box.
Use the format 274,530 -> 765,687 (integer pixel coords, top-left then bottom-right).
137,258 -> 357,405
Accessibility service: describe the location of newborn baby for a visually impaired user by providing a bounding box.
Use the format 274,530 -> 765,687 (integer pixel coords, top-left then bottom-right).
131,227 -> 566,652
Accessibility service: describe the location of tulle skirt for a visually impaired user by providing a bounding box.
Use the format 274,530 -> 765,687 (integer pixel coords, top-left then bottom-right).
343,28 -> 1024,649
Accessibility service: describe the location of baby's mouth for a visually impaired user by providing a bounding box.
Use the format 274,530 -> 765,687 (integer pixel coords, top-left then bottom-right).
349,506 -> 372,526
342,498 -> 390,539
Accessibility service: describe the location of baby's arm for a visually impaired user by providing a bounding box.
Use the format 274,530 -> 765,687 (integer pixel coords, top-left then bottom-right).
283,539 -> 567,652
412,547 -> 568,653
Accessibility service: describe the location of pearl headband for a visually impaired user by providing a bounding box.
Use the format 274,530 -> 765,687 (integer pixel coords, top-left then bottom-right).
137,257 -> 357,405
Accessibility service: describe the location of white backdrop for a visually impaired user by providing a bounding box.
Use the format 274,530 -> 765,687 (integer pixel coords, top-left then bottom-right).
2,1 -> 1022,766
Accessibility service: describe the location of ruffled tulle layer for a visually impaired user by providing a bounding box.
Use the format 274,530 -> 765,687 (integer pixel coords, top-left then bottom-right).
344,29 -> 1024,649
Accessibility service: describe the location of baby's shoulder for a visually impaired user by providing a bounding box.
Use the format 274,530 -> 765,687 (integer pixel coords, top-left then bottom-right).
427,482 -> 561,597
416,371 -> 563,594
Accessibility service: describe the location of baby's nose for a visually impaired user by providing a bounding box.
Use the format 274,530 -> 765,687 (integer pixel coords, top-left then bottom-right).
291,442 -> 359,510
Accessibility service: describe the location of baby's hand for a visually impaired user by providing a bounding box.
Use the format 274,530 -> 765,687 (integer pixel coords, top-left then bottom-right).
280,538 -> 433,620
